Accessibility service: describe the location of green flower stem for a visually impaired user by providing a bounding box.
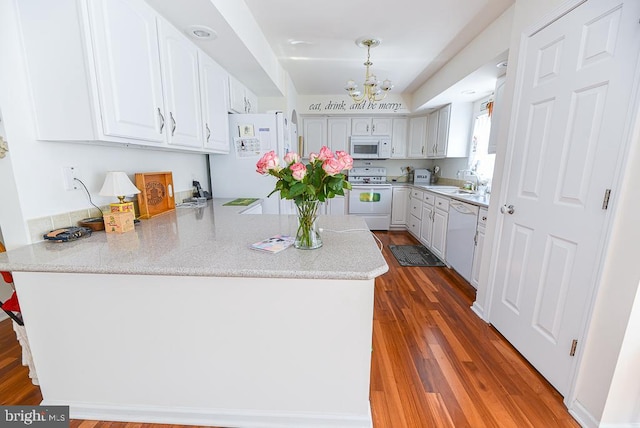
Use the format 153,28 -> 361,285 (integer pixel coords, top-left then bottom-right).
295,199 -> 321,249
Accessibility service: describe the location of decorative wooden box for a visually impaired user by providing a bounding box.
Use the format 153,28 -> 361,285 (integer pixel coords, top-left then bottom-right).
135,172 -> 175,219
103,211 -> 135,234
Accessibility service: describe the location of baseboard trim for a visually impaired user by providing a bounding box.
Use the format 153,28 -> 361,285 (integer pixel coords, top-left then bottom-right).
568,399 -> 598,428
470,302 -> 486,321
43,400 -> 373,428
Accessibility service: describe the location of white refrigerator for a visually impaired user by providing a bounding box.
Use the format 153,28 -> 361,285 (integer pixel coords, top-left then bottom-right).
209,112 -> 291,214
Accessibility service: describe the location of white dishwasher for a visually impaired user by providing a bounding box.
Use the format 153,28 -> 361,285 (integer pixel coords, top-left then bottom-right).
445,200 -> 479,283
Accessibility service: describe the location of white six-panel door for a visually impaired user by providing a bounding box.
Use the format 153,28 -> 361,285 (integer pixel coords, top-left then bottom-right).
489,0 -> 640,395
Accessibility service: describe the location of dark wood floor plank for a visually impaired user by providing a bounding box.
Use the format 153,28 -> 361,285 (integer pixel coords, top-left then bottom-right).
0,230 -> 578,428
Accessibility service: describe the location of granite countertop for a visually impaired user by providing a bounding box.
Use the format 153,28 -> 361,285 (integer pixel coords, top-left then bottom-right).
0,199 -> 388,280
389,182 -> 490,208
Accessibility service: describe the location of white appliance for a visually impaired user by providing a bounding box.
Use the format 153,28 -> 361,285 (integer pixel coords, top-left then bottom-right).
349,136 -> 391,159
209,112 -> 291,214
348,167 -> 392,230
445,200 -> 479,283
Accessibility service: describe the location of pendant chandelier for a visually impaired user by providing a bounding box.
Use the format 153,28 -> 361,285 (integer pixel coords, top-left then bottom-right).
345,37 -> 393,103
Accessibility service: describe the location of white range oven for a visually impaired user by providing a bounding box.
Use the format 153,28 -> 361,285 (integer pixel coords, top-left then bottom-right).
347,167 -> 392,230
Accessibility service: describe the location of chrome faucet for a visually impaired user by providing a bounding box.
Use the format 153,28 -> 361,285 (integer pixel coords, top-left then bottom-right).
457,169 -> 479,191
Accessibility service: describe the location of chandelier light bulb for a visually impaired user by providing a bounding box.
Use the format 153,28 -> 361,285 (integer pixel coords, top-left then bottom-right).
345,37 -> 392,103
345,80 -> 358,91
380,79 -> 393,91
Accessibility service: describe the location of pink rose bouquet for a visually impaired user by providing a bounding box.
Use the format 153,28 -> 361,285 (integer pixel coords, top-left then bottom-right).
256,146 -> 353,249
256,146 -> 353,203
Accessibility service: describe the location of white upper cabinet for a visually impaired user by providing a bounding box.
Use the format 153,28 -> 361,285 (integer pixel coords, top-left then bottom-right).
199,52 -> 230,153
18,0 -> 166,144
89,0 -> 165,143
391,118 -> 407,158
407,116 -> 427,158
351,117 -> 392,136
425,103 -> 473,158
244,88 -> 258,114
434,104 -> 452,158
16,0 -> 236,154
426,110 -> 439,158
157,18 -> 203,148
229,76 -> 258,113
351,118 -> 371,135
327,118 -> 350,153
302,118 -> 326,156
372,118 -> 393,135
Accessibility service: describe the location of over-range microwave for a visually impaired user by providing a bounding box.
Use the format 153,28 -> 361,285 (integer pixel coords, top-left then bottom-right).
349,136 -> 392,159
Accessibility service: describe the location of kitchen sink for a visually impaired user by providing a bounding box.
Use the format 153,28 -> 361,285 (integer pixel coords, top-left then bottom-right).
414,185 -> 490,205
435,188 -> 476,195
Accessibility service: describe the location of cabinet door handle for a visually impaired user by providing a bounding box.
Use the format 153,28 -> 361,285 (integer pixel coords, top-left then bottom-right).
157,108 -> 165,133
372,124 -> 375,132
170,112 -> 176,136
206,124 -> 211,142
366,124 -> 370,132
474,231 -> 478,245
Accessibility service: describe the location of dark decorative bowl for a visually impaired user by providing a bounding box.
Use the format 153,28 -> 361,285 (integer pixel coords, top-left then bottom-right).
78,217 -> 105,231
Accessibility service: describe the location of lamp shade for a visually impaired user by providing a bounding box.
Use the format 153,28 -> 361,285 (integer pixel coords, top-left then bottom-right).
99,172 -> 140,200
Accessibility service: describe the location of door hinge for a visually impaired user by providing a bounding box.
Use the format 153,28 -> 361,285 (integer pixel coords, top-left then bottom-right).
602,189 -> 611,210
570,339 -> 578,356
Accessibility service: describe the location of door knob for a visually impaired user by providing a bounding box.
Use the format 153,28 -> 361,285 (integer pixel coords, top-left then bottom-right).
500,204 -> 515,215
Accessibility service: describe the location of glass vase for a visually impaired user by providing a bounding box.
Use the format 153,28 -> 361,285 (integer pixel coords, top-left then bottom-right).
294,200 -> 322,250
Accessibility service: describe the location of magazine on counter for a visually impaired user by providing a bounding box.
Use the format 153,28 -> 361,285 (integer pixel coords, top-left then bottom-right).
250,234 -> 295,254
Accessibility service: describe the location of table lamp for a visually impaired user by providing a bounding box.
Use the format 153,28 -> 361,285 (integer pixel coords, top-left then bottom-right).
99,172 -> 140,233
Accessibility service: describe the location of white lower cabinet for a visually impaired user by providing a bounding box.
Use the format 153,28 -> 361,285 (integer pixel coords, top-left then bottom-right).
391,187 -> 409,227
327,196 -> 346,215
407,189 -> 423,239
470,208 -> 488,289
419,203 -> 434,247
431,201 -> 449,260
415,191 -> 449,261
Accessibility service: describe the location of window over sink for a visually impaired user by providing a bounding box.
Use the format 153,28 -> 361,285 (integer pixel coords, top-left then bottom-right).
468,99 -> 496,186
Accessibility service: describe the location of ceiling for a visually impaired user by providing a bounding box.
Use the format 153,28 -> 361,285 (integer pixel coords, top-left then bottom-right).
147,0 -> 513,104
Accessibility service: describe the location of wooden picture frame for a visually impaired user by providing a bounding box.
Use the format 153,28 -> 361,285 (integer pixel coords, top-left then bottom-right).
135,172 -> 176,219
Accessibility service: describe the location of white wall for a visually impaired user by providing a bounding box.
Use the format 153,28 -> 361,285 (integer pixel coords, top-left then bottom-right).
411,6 -> 514,111
0,0 -> 208,248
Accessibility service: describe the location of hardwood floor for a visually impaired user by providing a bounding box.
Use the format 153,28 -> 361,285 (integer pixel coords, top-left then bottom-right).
0,231 -> 578,427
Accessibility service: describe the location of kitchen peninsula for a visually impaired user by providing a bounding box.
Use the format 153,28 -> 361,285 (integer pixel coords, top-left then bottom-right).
0,199 -> 388,428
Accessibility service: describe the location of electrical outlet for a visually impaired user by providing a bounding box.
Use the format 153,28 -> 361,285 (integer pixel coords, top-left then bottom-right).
62,166 -> 79,190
